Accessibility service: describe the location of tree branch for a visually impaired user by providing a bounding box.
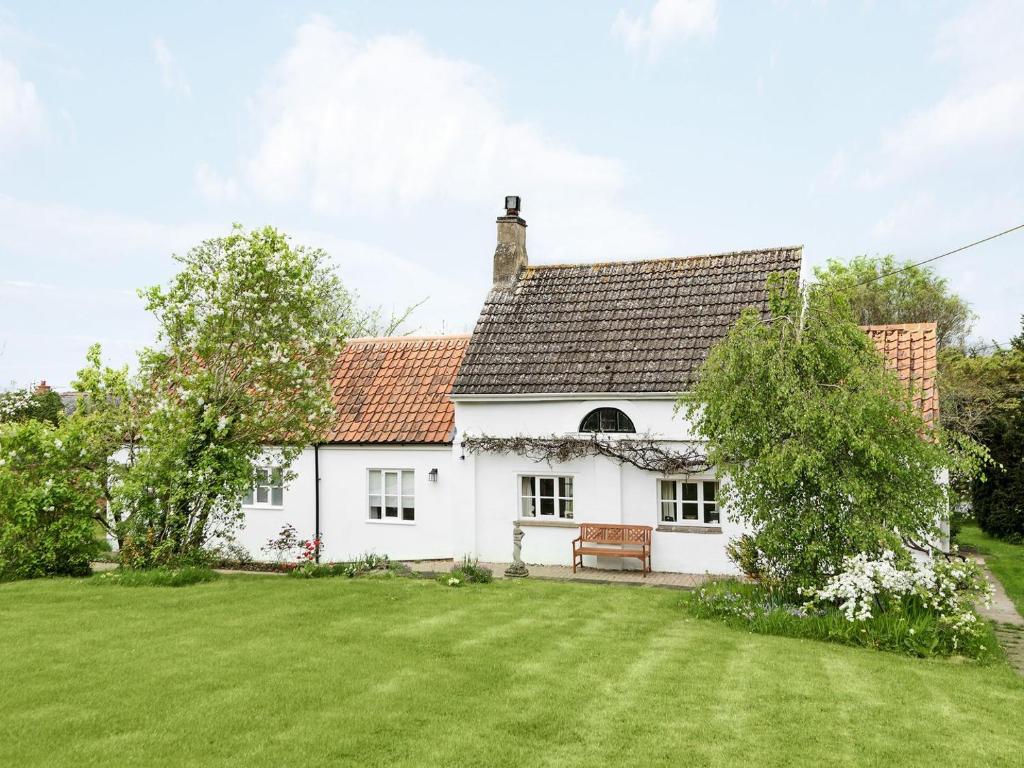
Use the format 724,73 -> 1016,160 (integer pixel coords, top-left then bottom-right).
461,433 -> 710,475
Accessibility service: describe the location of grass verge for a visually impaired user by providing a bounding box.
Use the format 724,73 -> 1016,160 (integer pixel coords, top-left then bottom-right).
958,523 -> 1024,615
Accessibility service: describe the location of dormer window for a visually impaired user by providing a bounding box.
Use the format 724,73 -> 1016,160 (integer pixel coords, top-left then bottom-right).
579,407 -> 635,434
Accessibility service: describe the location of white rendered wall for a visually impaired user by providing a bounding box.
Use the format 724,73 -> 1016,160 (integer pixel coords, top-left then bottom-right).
233,447 -> 317,561
233,445 -> 455,563
451,396 -> 742,575
318,445 -> 453,562
454,397 -> 701,442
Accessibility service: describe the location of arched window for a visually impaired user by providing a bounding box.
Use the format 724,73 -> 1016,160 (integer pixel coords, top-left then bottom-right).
579,407 -> 635,434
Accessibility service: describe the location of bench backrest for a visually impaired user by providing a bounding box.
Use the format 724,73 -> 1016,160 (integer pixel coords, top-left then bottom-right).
578,523 -> 652,546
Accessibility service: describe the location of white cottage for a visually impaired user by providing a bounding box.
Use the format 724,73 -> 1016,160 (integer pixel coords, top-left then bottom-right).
234,198 -> 939,575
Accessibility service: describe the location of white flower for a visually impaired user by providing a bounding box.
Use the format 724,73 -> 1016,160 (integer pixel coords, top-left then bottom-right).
447,577 -> 460,586
806,549 -> 993,645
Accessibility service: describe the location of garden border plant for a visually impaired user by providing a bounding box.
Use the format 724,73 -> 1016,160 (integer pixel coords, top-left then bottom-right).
285,548 -> 413,580
440,556 -> 494,587
687,547 -> 998,661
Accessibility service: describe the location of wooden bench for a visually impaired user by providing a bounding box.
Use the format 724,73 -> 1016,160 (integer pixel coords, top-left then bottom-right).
572,523 -> 653,577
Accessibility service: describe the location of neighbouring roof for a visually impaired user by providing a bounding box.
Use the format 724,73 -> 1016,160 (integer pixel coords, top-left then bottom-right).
60,392 -> 82,415
325,335 -> 470,444
862,323 -> 939,428
452,247 -> 803,395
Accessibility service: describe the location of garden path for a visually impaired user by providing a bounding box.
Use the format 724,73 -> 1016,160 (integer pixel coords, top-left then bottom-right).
92,560 -> 714,588
403,559 -> 714,589
973,556 -> 1024,675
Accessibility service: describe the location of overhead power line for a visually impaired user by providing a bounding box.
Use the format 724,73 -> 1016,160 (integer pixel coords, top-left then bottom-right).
851,222 -> 1024,288
793,221 -> 1024,337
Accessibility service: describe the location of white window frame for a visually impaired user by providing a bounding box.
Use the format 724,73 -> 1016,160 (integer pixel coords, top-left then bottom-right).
657,478 -> 720,526
367,469 -> 416,524
244,466 -> 284,509
518,474 -> 575,520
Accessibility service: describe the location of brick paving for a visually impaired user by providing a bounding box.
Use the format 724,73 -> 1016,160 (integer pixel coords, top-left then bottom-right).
403,559 -> 716,589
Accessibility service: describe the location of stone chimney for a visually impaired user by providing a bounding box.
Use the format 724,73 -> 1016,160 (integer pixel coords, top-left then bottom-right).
492,195 -> 527,286
34,380 -> 52,395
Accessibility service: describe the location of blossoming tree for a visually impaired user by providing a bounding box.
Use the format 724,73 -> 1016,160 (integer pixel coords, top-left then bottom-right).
116,226 -> 353,564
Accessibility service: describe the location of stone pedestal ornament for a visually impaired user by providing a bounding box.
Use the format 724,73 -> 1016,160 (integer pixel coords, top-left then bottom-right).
504,520 -> 529,578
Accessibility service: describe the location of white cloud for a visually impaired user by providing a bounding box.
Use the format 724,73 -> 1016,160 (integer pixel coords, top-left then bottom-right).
934,0 -> 1024,86
243,17 -> 666,261
0,194 -> 205,273
0,51 -> 44,147
152,37 -> 191,98
194,162 -> 238,203
859,0 -> 1024,187
876,81 -> 1024,178
613,0 -> 717,59
293,229 -> 479,336
0,193 -> 487,385
0,196 -> 201,385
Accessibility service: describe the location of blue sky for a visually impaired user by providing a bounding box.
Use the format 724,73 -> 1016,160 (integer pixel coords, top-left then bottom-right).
1,0 -> 1022,388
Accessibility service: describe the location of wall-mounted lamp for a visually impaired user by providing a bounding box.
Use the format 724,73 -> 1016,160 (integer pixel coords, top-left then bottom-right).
428,468 -> 438,483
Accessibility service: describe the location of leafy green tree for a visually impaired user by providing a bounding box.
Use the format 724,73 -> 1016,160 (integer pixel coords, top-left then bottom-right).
351,296 -> 427,338
684,275 -> 957,589
0,418 -> 102,580
939,345 -> 1024,443
116,226 -> 352,564
971,317 -> 1024,541
813,255 -> 974,349
68,344 -> 144,550
814,254 -> 989,498
0,387 -> 65,426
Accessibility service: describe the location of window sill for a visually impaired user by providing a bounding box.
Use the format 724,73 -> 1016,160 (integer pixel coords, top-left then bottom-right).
656,524 -> 722,535
243,504 -> 284,511
518,519 -> 578,529
366,519 -> 416,526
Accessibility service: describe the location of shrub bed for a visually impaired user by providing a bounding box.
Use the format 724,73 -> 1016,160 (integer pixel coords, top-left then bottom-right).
440,557 -> 493,587
687,574 -> 999,662
286,552 -> 412,580
208,558 -> 293,573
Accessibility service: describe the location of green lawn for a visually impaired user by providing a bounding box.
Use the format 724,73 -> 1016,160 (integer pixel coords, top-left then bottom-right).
959,524 -> 1024,615
1,576 -> 1022,767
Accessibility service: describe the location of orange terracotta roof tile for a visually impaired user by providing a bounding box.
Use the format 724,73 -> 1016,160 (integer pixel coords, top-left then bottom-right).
862,323 -> 939,428
324,335 -> 470,444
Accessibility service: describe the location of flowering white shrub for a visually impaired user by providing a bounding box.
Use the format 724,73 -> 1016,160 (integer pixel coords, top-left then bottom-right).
0,389 -> 32,421
806,550 -> 993,647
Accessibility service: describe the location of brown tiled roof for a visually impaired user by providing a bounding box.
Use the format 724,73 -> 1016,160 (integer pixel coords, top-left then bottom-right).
452,247 -> 803,395
325,335 -> 470,444
862,323 -> 939,428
